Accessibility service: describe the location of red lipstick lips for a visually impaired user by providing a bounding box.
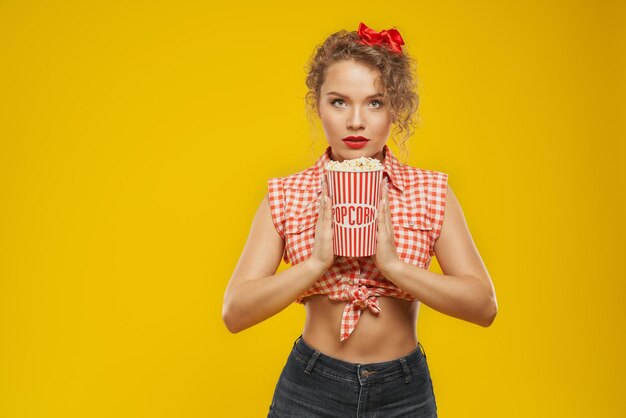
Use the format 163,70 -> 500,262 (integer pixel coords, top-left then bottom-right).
342,136 -> 369,149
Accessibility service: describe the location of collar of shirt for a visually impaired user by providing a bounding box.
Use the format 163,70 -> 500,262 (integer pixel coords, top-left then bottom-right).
304,144 -> 406,194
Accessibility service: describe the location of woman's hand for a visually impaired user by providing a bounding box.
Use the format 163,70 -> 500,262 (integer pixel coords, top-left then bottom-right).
309,174 -> 335,272
371,178 -> 401,274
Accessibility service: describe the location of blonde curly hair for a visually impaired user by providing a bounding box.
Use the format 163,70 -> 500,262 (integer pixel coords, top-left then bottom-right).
304,27 -> 420,160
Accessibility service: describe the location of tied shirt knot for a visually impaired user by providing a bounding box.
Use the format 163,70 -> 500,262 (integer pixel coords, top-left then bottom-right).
340,285 -> 381,341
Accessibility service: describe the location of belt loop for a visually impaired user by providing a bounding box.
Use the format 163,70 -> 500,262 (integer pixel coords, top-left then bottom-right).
304,350 -> 321,375
400,357 -> 411,384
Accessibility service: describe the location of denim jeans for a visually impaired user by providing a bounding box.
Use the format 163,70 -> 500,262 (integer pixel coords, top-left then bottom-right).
267,335 -> 438,417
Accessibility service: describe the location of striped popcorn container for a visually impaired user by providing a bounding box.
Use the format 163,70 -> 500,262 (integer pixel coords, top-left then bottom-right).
326,168 -> 383,257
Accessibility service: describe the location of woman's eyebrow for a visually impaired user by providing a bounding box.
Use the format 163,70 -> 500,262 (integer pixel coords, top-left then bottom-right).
326,91 -> 384,99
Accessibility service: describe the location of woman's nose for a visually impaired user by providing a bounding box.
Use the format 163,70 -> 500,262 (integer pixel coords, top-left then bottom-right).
346,107 -> 365,130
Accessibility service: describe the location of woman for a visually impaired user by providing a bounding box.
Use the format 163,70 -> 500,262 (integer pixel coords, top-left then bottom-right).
222,22 -> 498,417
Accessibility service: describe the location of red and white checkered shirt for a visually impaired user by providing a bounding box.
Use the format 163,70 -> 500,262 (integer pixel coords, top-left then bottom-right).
268,145 -> 448,341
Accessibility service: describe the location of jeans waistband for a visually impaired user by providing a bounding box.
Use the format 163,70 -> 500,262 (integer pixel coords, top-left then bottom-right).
291,335 -> 427,385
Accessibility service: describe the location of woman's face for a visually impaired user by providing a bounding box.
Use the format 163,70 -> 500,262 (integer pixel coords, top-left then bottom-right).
317,59 -> 393,163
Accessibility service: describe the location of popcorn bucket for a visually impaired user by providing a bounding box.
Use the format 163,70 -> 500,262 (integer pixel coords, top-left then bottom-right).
326,168 -> 383,257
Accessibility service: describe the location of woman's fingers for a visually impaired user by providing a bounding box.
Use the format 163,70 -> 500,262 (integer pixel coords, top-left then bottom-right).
378,177 -> 387,228
319,176 -> 326,214
320,174 -> 331,224
383,178 -> 392,233
325,195 -> 331,222
310,174 -> 334,270
326,175 -> 333,223
376,177 -> 393,237
325,174 -> 331,196
320,176 -> 326,219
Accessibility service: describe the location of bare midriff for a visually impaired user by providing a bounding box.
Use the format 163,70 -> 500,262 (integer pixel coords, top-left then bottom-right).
301,294 -> 420,363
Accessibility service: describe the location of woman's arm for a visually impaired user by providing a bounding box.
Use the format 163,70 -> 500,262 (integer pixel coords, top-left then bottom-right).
222,184 -> 334,333
377,184 -> 498,327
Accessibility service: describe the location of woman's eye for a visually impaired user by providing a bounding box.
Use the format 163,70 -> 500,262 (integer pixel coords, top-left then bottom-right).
329,99 -> 384,108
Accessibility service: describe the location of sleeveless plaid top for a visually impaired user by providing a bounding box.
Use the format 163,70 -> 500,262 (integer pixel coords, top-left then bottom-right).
268,145 -> 448,341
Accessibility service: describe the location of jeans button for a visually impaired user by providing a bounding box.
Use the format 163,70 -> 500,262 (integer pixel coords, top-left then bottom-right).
361,369 -> 369,377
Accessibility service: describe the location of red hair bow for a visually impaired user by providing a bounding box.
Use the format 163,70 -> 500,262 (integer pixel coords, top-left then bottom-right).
356,22 -> 405,54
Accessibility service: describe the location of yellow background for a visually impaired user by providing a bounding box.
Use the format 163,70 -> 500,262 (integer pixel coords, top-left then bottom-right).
1,1 -> 624,417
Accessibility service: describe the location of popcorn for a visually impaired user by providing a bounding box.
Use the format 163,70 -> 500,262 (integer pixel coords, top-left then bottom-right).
325,157 -> 384,257
325,157 -> 384,172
